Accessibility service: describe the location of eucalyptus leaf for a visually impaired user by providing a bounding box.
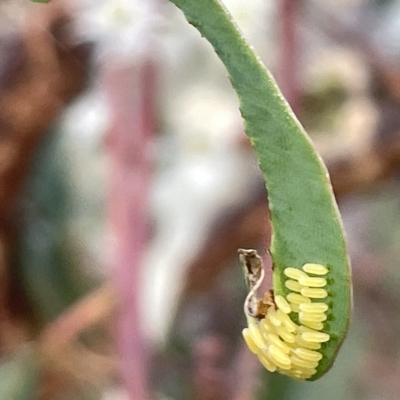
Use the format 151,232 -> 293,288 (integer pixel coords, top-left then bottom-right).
168,0 -> 352,380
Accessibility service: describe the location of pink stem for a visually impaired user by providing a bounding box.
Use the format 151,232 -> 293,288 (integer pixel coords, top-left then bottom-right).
104,58 -> 156,399
278,0 -> 302,114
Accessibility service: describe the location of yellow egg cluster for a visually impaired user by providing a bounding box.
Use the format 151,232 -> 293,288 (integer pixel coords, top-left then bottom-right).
242,263 -> 330,380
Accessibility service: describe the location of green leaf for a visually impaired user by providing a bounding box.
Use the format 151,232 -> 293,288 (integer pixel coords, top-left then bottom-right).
168,0 -> 352,381
30,0 -> 51,3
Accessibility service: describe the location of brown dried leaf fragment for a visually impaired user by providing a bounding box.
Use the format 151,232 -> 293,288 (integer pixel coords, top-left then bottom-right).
238,249 -> 273,319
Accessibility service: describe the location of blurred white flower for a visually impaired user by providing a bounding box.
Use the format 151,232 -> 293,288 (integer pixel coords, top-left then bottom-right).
72,0 -> 160,61
224,0 -> 274,52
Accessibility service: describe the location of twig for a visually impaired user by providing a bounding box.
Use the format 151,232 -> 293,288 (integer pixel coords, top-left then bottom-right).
39,284 -> 116,349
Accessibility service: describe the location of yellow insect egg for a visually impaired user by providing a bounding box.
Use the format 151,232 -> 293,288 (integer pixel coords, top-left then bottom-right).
299,303 -> 329,313
298,276 -> 327,288
242,328 -> 259,354
283,267 -> 308,281
268,345 -> 291,369
285,279 -> 303,292
268,308 -> 282,327
286,293 -> 311,304
302,263 -> 329,275
299,311 -> 327,323
258,353 -> 277,372
293,348 -> 323,362
280,313 -> 299,333
293,368 -> 317,376
291,355 -> 319,369
300,287 -> 328,299
274,295 -> 291,314
276,309 -> 293,324
275,325 -> 296,343
301,331 -> 330,343
294,336 -> 322,350
266,333 -> 291,354
291,369 -> 316,380
300,320 -> 324,331
248,321 -> 266,348
298,325 -> 320,333
259,316 -> 275,334
291,373 -> 305,380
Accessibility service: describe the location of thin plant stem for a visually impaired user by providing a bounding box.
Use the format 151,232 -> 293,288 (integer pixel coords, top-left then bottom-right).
277,0 -> 302,114
104,58 -> 157,400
